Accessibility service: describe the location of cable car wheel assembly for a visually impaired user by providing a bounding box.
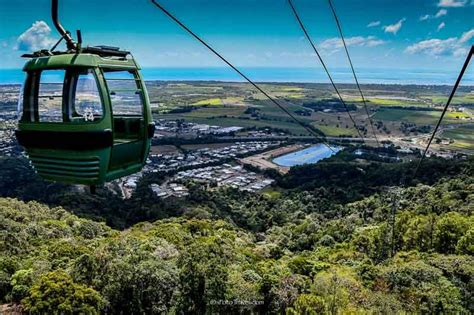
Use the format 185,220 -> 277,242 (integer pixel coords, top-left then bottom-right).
15,0 -> 155,192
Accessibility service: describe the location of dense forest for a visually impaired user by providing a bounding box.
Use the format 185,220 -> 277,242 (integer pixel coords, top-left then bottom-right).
0,154 -> 472,313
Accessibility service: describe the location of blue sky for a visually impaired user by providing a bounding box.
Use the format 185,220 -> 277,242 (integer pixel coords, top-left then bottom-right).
0,0 -> 473,73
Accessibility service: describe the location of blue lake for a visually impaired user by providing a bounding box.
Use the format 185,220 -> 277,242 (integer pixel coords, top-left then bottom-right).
273,144 -> 342,167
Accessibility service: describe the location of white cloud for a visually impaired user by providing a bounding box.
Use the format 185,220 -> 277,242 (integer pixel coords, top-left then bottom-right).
367,21 -> 381,28
437,0 -> 467,7
420,9 -> 448,21
319,36 -> 386,54
437,22 -> 446,31
435,9 -> 448,17
383,18 -> 406,34
405,38 -> 458,56
419,15 -> 431,21
405,28 -> 474,57
453,47 -> 468,57
16,21 -> 55,51
459,29 -> 474,43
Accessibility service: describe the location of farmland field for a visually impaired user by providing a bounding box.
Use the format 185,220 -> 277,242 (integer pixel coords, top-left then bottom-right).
374,108 -> 470,125
421,94 -> 474,105
314,124 -> 359,137
149,81 -> 474,141
192,98 -> 223,106
366,98 -> 424,106
442,125 -> 474,150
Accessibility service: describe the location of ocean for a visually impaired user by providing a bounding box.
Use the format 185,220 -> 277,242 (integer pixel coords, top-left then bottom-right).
0,67 -> 472,86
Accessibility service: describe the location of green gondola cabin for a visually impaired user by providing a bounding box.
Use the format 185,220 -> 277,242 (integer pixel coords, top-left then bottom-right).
15,0 -> 154,187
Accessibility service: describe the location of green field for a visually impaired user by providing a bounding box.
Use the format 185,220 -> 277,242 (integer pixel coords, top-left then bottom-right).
286,93 -> 305,99
193,98 -> 223,106
422,94 -> 474,105
315,124 -> 359,137
345,96 -> 425,107
443,125 -> 474,140
442,125 -> 474,150
281,87 -> 304,92
221,96 -> 246,104
147,81 -> 474,140
366,98 -> 425,107
167,106 -> 247,118
374,108 -> 470,125
191,96 -> 246,106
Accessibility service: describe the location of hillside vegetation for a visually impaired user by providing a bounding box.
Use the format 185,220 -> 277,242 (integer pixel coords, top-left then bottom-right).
0,164 -> 472,313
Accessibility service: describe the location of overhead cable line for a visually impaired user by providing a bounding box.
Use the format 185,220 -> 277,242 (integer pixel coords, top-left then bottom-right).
150,0 -> 336,152
388,45 -> 474,257
387,46 -> 472,258
327,0 -> 380,147
413,45 -> 473,178
287,0 -> 366,142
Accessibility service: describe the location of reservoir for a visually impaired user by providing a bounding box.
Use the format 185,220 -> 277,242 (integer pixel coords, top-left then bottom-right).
273,144 -> 342,167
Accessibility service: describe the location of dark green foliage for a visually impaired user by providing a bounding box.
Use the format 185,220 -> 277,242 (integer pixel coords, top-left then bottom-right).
279,156 -> 473,203
177,236 -> 231,313
379,261 -> 464,313
303,99 -> 357,112
23,270 -> 104,315
101,258 -> 178,314
434,212 -> 470,253
0,154 -> 472,313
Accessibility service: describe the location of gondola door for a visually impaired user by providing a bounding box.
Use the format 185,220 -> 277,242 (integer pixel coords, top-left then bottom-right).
104,69 -> 147,171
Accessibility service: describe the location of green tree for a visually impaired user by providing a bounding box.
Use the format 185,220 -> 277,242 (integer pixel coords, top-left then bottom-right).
102,258 -> 178,314
177,235 -> 233,314
10,269 -> 33,303
312,271 -> 353,315
402,214 -> 436,252
433,212 -> 469,253
457,227 -> 474,255
288,256 -> 315,277
23,270 -> 104,315
381,261 -> 465,313
287,294 -> 326,315
0,256 -> 18,302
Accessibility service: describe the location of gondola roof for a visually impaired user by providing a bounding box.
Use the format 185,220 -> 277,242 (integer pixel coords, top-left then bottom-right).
21,48 -> 140,71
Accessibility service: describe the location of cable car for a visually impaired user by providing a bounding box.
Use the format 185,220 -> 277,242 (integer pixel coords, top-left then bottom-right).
15,0 -> 155,188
